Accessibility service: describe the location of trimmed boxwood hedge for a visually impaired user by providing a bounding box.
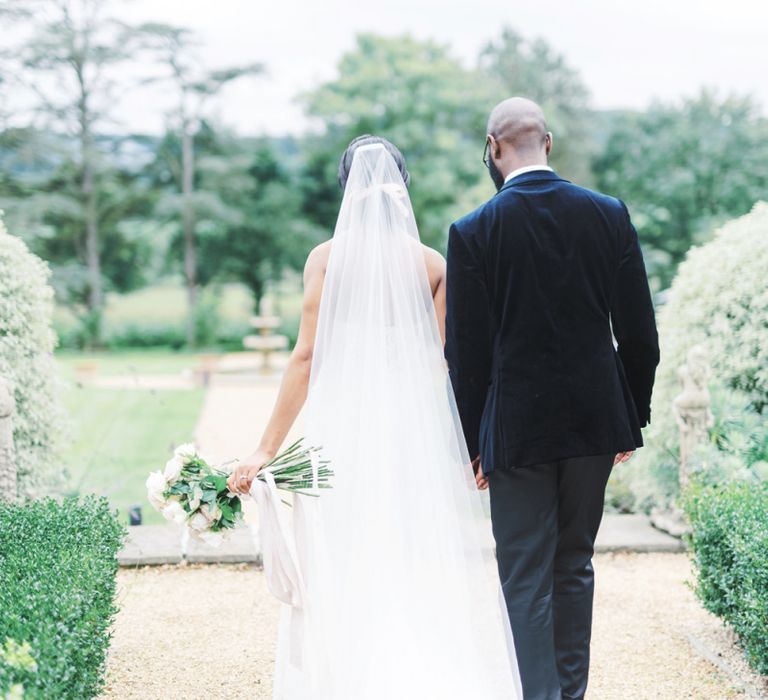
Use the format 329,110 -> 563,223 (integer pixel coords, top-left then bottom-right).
0,497 -> 125,699
686,481 -> 768,674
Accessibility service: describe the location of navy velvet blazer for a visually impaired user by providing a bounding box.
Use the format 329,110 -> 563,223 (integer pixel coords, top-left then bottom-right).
445,169 -> 660,472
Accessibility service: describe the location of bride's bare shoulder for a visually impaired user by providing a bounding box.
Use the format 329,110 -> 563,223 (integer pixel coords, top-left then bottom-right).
421,244 -> 446,290
421,243 -> 445,263
305,240 -> 332,277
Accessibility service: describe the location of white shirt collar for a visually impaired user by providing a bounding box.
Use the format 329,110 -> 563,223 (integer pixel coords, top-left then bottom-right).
504,164 -> 554,184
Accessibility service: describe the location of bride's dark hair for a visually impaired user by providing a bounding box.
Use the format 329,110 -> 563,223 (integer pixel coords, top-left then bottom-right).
337,135 -> 411,190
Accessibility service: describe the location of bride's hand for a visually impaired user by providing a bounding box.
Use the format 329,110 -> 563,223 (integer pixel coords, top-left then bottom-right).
227,449 -> 273,495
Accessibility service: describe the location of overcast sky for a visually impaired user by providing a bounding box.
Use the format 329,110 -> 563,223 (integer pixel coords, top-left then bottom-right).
112,0 -> 768,136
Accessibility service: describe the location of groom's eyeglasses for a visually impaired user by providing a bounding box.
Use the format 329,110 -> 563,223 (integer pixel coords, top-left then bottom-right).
482,138 -> 491,169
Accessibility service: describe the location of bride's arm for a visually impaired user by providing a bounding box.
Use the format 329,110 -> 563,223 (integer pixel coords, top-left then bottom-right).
227,245 -> 327,494
421,244 -> 446,347
423,245 -> 447,346
433,273 -> 446,347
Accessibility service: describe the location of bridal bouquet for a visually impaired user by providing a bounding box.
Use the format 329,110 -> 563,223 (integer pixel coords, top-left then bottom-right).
145,439 -> 332,547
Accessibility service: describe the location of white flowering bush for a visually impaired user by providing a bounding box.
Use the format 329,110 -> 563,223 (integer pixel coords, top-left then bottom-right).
0,214 -> 64,498
628,202 -> 768,508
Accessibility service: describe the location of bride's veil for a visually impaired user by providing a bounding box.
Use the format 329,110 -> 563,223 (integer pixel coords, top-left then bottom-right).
276,143 -> 522,699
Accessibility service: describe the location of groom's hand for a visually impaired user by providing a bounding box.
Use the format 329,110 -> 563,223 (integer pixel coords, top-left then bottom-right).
472,456 -> 489,490
614,451 -> 634,466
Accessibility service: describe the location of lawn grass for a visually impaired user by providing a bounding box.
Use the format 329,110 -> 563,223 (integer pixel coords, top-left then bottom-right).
106,282 -> 254,324
58,356 -> 205,525
54,281 -> 255,332
56,348 -> 202,381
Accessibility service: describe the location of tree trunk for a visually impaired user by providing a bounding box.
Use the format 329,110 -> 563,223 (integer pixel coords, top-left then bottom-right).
78,65 -> 102,348
181,122 -> 197,348
247,274 -> 265,315
83,152 -> 102,346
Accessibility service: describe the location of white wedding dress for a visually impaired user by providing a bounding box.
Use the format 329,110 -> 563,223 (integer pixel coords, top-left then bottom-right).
271,144 -> 522,699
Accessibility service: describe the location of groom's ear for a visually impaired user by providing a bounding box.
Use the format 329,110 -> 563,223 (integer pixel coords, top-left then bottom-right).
545,131 -> 553,156
488,134 -> 501,160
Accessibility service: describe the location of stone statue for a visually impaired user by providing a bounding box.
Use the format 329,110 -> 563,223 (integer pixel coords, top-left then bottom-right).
0,376 -> 17,502
672,345 -> 714,491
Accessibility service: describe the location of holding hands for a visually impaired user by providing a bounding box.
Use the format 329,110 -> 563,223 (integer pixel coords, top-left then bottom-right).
472,456 -> 489,490
470,451 -> 632,491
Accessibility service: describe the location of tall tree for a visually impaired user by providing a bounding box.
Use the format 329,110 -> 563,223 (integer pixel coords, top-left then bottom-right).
5,0 -> 146,345
195,138 -> 318,310
138,23 -> 262,346
479,27 -> 594,185
593,91 -> 768,289
301,34 -> 491,250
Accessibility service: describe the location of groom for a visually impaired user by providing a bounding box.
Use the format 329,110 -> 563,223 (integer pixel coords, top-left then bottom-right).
445,97 -> 659,700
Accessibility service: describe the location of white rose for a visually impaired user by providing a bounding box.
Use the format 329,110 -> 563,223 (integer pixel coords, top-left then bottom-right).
163,455 -> 184,484
188,512 -> 209,532
173,442 -> 197,460
162,500 -> 187,524
146,471 -> 168,509
198,530 -> 224,548
201,502 -> 222,523
188,487 -> 203,512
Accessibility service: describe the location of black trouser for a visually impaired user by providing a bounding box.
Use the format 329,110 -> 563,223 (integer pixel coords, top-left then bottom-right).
489,455 -> 613,700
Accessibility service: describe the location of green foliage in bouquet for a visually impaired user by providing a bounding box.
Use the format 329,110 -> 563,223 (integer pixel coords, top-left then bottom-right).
146,443 -> 244,546
0,497 -> 125,699
175,462 -> 240,527
685,481 -> 768,674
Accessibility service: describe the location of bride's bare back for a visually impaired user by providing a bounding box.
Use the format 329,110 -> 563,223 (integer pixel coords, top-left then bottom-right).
304,239 -> 447,343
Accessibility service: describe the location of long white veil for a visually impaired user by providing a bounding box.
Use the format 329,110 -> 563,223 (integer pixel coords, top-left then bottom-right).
273,143 -> 522,699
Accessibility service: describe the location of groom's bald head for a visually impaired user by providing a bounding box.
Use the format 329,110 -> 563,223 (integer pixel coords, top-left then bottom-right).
487,97 -> 549,156
485,97 -> 553,188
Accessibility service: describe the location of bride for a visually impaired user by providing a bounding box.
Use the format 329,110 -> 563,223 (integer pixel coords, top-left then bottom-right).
227,136 -> 522,699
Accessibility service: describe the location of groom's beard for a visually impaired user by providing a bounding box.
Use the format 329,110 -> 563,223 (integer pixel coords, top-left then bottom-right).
488,158 -> 505,191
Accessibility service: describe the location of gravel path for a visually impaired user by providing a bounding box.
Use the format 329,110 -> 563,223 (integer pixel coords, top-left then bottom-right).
590,553 -> 746,699
100,564 -> 280,699
100,553 -> 750,699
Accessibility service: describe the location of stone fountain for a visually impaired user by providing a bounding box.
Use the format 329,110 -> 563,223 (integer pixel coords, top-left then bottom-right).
243,298 -> 289,374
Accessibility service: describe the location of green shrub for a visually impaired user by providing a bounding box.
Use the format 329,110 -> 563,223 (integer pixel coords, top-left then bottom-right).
0,497 -> 125,699
54,319 -> 253,352
104,322 -> 188,350
629,202 -> 768,509
104,321 -> 250,351
0,215 -> 65,498
685,481 -> 768,674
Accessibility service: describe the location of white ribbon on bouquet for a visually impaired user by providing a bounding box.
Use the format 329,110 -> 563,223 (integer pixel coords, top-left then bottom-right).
249,470 -> 305,609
